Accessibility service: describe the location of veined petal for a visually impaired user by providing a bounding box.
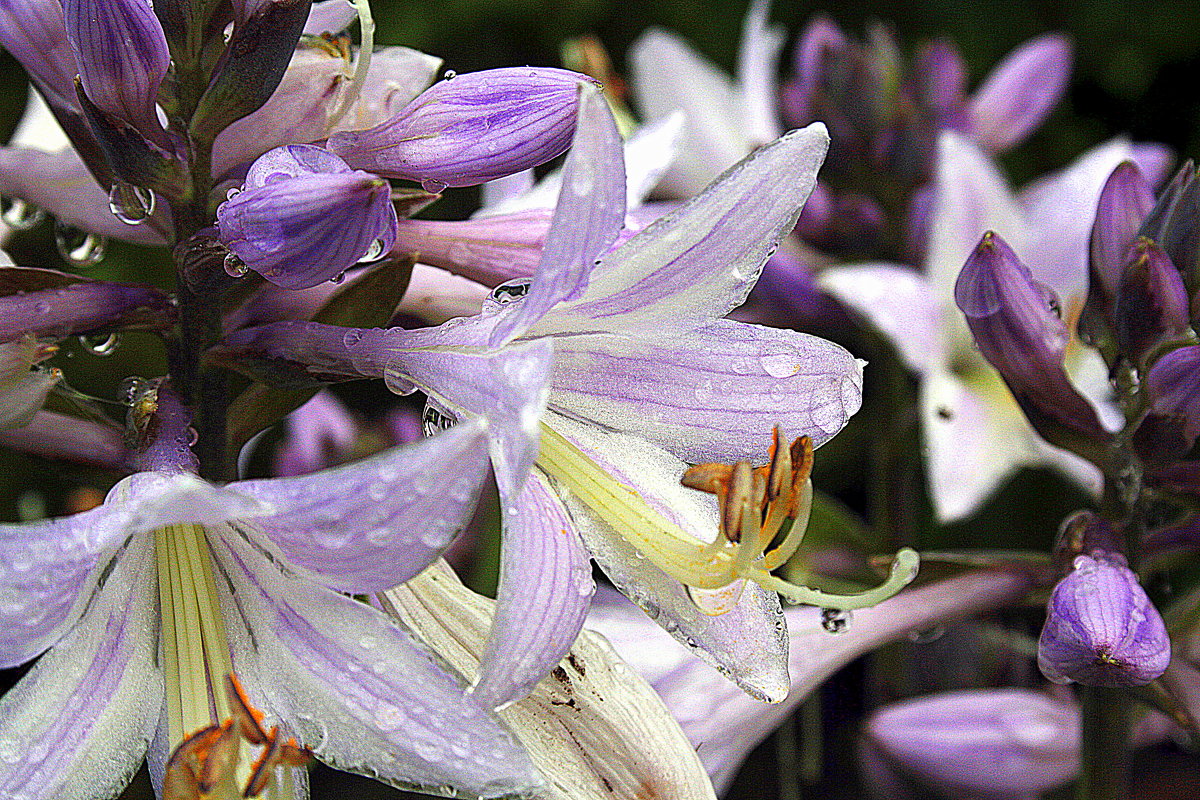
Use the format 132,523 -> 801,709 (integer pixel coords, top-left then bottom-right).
919,369 -> 1041,522
382,559 -> 716,800
392,210 -> 554,287
473,471 -> 593,711
630,28 -> 752,197
547,318 -> 863,462
488,84 -> 626,347
0,533 -> 161,800
543,412 -> 791,703
0,147 -> 168,244
212,529 -> 541,798
232,420 -> 492,594
536,124 -> 829,337
925,132 -> 1024,297
817,263 -> 945,374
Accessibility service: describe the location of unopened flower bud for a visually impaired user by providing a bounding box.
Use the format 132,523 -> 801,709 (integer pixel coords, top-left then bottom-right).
217,145 -> 398,289
955,231 -> 1107,443
1146,345 -> 1200,448
1114,237 -> 1191,360
1139,161 -> 1200,316
1038,552 -> 1170,687
328,67 -> 591,188
62,0 -> 170,144
1089,161 -> 1157,305
965,34 -> 1072,152
865,689 -> 1079,798
0,276 -> 173,341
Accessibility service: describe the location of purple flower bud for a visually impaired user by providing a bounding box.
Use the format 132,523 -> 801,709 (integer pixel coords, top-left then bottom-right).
62,0 -> 170,143
1147,345 -> 1200,447
0,276 -> 173,341
955,231 -> 1106,441
967,34 -> 1072,151
1038,553 -> 1171,687
216,145 -> 398,290
785,15 -> 846,125
1089,160 -> 1157,303
0,0 -> 79,109
865,689 -> 1079,798
1114,237 -> 1191,359
911,38 -> 967,116
1138,162 -> 1200,318
328,68 -> 591,188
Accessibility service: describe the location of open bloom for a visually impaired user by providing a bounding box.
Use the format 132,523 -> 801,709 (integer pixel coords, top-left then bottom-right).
0,386 -> 547,799
221,86 -> 916,712
818,132 -> 1170,520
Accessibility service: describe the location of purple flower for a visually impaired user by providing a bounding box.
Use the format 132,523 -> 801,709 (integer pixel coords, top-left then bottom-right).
865,689 -> 1079,799
328,67 -> 590,188
1089,160 -> 1158,305
0,385 -> 544,798
0,271 -> 173,341
1038,553 -> 1171,687
62,0 -> 171,144
1147,345 -> 1200,447
216,145 -> 398,289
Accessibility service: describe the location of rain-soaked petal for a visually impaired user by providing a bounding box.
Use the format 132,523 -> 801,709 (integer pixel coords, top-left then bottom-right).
473,471 -> 593,711
212,529 -> 542,797
232,419 -> 492,593
547,318 -> 863,462
0,533 -> 161,800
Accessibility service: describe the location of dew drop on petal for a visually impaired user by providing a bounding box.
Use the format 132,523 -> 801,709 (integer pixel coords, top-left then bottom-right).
330,270 -> 347,284
226,187 -> 242,200
821,608 -> 851,633
78,332 -> 120,356
421,178 -> 448,194
342,328 -> 364,348
107,183 -> 156,225
759,352 -> 798,379
1,196 -> 45,231
357,238 -> 386,263
53,222 -> 106,267
32,301 -> 49,315
223,252 -> 248,278
442,69 -> 457,81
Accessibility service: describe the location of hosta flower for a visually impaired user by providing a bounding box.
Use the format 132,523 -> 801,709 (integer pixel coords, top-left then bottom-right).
817,132 -> 1170,521
220,85 -> 917,711
0,385 -> 544,799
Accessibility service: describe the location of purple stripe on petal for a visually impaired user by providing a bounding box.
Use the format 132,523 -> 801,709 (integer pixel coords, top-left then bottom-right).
234,420 -> 492,593
0,279 -> 173,341
0,534 -> 160,800
212,531 -> 541,797
548,318 -> 862,463
473,471 -> 593,710
488,84 -> 626,347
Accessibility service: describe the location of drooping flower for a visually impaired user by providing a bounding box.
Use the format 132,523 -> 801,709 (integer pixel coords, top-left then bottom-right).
0,384 -> 544,799
818,132 -> 1170,520
219,85 -> 916,711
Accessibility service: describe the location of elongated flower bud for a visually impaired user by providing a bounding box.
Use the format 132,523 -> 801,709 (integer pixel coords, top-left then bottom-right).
0,277 -> 173,341
966,34 -> 1072,151
217,145 -> 398,289
955,231 -> 1107,443
1038,552 -> 1170,687
1090,161 -> 1157,304
328,67 -> 591,188
62,0 -> 170,143
1114,237 -> 1191,360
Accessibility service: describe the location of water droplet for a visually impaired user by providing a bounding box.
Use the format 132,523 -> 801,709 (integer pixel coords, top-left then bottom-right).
907,625 -> 945,644
357,237 -> 386,263
223,252 -> 248,278
422,401 -> 456,436
485,279 -> 531,311
53,222 -> 106,267
421,178 -> 448,194
185,426 -> 199,446
78,332 -> 120,356
342,328 -> 364,348
330,270 -> 347,284
1,196 -> 45,230
820,608 -> 851,633
226,187 -> 241,200
107,183 -> 155,225
367,482 -> 388,501
359,635 -> 378,649
32,300 -> 49,315
759,352 -> 798,379
442,69 -> 457,81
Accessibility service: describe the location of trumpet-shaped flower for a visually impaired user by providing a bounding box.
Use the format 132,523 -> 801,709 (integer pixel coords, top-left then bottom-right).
0,385 -> 545,799
220,85 -> 916,711
818,132 -> 1170,521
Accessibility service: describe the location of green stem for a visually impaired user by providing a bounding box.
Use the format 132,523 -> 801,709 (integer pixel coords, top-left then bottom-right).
1077,686 -> 1132,800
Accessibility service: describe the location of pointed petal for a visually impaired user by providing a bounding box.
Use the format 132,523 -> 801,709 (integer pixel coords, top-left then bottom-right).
919,369 -> 1040,522
925,132 -> 1023,296
539,124 -> 829,337
967,34 -> 1071,151
548,318 -> 863,462
489,84 -> 626,347
0,146 -> 168,243
590,571 -> 1033,794
383,560 -> 717,800
233,420 -> 492,594
0,534 -> 161,800
736,0 -> 784,146
211,529 -> 542,798
817,263 -> 944,374
544,412 -> 791,702
474,471 -> 593,710
630,28 -> 751,197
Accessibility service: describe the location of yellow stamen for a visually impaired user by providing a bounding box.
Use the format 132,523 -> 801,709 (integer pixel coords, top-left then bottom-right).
535,422 -> 919,612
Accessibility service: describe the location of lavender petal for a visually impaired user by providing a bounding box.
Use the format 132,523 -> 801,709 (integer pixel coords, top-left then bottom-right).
966,33 -> 1072,151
